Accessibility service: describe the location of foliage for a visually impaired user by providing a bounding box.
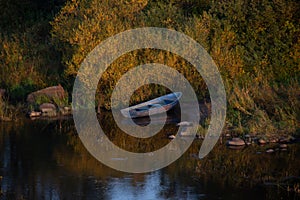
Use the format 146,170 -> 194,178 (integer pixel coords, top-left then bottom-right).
53,95 -> 69,108
0,0 -> 64,101
0,0 -> 299,133
209,0 -> 300,82
34,94 -> 52,106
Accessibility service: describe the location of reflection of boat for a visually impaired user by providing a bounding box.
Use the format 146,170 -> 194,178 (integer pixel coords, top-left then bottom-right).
121,114 -> 180,126
120,92 -> 182,118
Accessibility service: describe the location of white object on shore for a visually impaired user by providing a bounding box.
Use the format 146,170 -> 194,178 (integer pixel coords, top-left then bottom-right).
168,135 -> 176,139
176,121 -> 193,126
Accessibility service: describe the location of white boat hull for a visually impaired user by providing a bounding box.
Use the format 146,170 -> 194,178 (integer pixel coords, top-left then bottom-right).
120,92 -> 182,118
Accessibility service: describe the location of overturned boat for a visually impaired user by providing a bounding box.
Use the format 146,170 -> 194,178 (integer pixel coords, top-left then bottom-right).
120,92 -> 182,118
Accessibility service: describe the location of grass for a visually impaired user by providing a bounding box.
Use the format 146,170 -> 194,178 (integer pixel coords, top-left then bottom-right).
225,78 -> 300,136
0,96 -> 13,121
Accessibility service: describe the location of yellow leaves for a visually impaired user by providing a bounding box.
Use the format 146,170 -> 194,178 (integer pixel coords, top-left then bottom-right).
210,27 -> 244,79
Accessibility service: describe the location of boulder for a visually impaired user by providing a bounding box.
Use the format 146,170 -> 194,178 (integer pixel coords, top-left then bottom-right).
226,137 -> 245,146
28,111 -> 41,118
258,139 -> 267,145
63,106 -> 71,111
266,148 -> 274,153
269,138 -> 279,143
27,85 -> 66,104
42,110 -> 57,117
280,148 -> 287,151
279,144 -> 288,148
279,137 -> 289,143
39,103 -> 56,113
59,106 -> 72,116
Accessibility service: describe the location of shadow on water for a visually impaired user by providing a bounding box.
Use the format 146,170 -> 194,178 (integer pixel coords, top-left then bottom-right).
0,112 -> 299,199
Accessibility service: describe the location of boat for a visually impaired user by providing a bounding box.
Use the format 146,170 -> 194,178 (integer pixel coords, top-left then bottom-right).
120,92 -> 182,118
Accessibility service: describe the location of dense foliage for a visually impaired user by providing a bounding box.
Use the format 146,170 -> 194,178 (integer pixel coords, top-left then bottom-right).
0,0 -> 299,134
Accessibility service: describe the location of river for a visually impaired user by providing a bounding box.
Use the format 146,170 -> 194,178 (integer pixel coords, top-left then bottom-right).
0,114 -> 299,199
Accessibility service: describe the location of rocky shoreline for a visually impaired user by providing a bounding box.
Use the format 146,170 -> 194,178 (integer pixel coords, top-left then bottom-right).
167,120 -> 300,153
0,85 -> 72,121
0,85 -> 299,148
28,103 -> 72,119
224,135 -> 299,152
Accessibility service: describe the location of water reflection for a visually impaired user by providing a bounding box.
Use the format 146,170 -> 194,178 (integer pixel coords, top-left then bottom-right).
0,115 -> 299,199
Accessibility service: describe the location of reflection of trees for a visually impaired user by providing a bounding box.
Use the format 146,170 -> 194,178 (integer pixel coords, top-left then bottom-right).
65,113 -> 300,193
0,119 -> 299,199
176,141 -> 300,192
96,111 -> 179,152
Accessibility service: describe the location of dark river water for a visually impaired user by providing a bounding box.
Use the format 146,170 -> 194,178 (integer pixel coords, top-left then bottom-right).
0,114 -> 299,200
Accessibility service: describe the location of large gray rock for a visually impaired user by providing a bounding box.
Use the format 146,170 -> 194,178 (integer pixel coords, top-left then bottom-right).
27,85 -> 66,104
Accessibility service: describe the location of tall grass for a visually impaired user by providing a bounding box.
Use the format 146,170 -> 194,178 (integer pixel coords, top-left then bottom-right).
0,95 -> 13,121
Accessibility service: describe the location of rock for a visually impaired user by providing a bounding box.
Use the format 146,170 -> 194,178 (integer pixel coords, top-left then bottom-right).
269,138 -> 278,143
27,85 -> 66,104
39,103 -> 56,113
258,139 -> 267,145
168,135 -> 176,139
279,137 -> 289,143
28,111 -> 41,118
177,121 -> 193,126
266,148 -> 274,153
279,144 -> 287,148
39,103 -> 57,117
41,110 -> 57,117
60,106 -> 72,116
280,148 -> 287,151
226,137 -> 245,146
63,106 -> 71,111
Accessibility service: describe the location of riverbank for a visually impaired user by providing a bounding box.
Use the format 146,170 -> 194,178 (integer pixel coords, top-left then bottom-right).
1,96 -> 299,139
